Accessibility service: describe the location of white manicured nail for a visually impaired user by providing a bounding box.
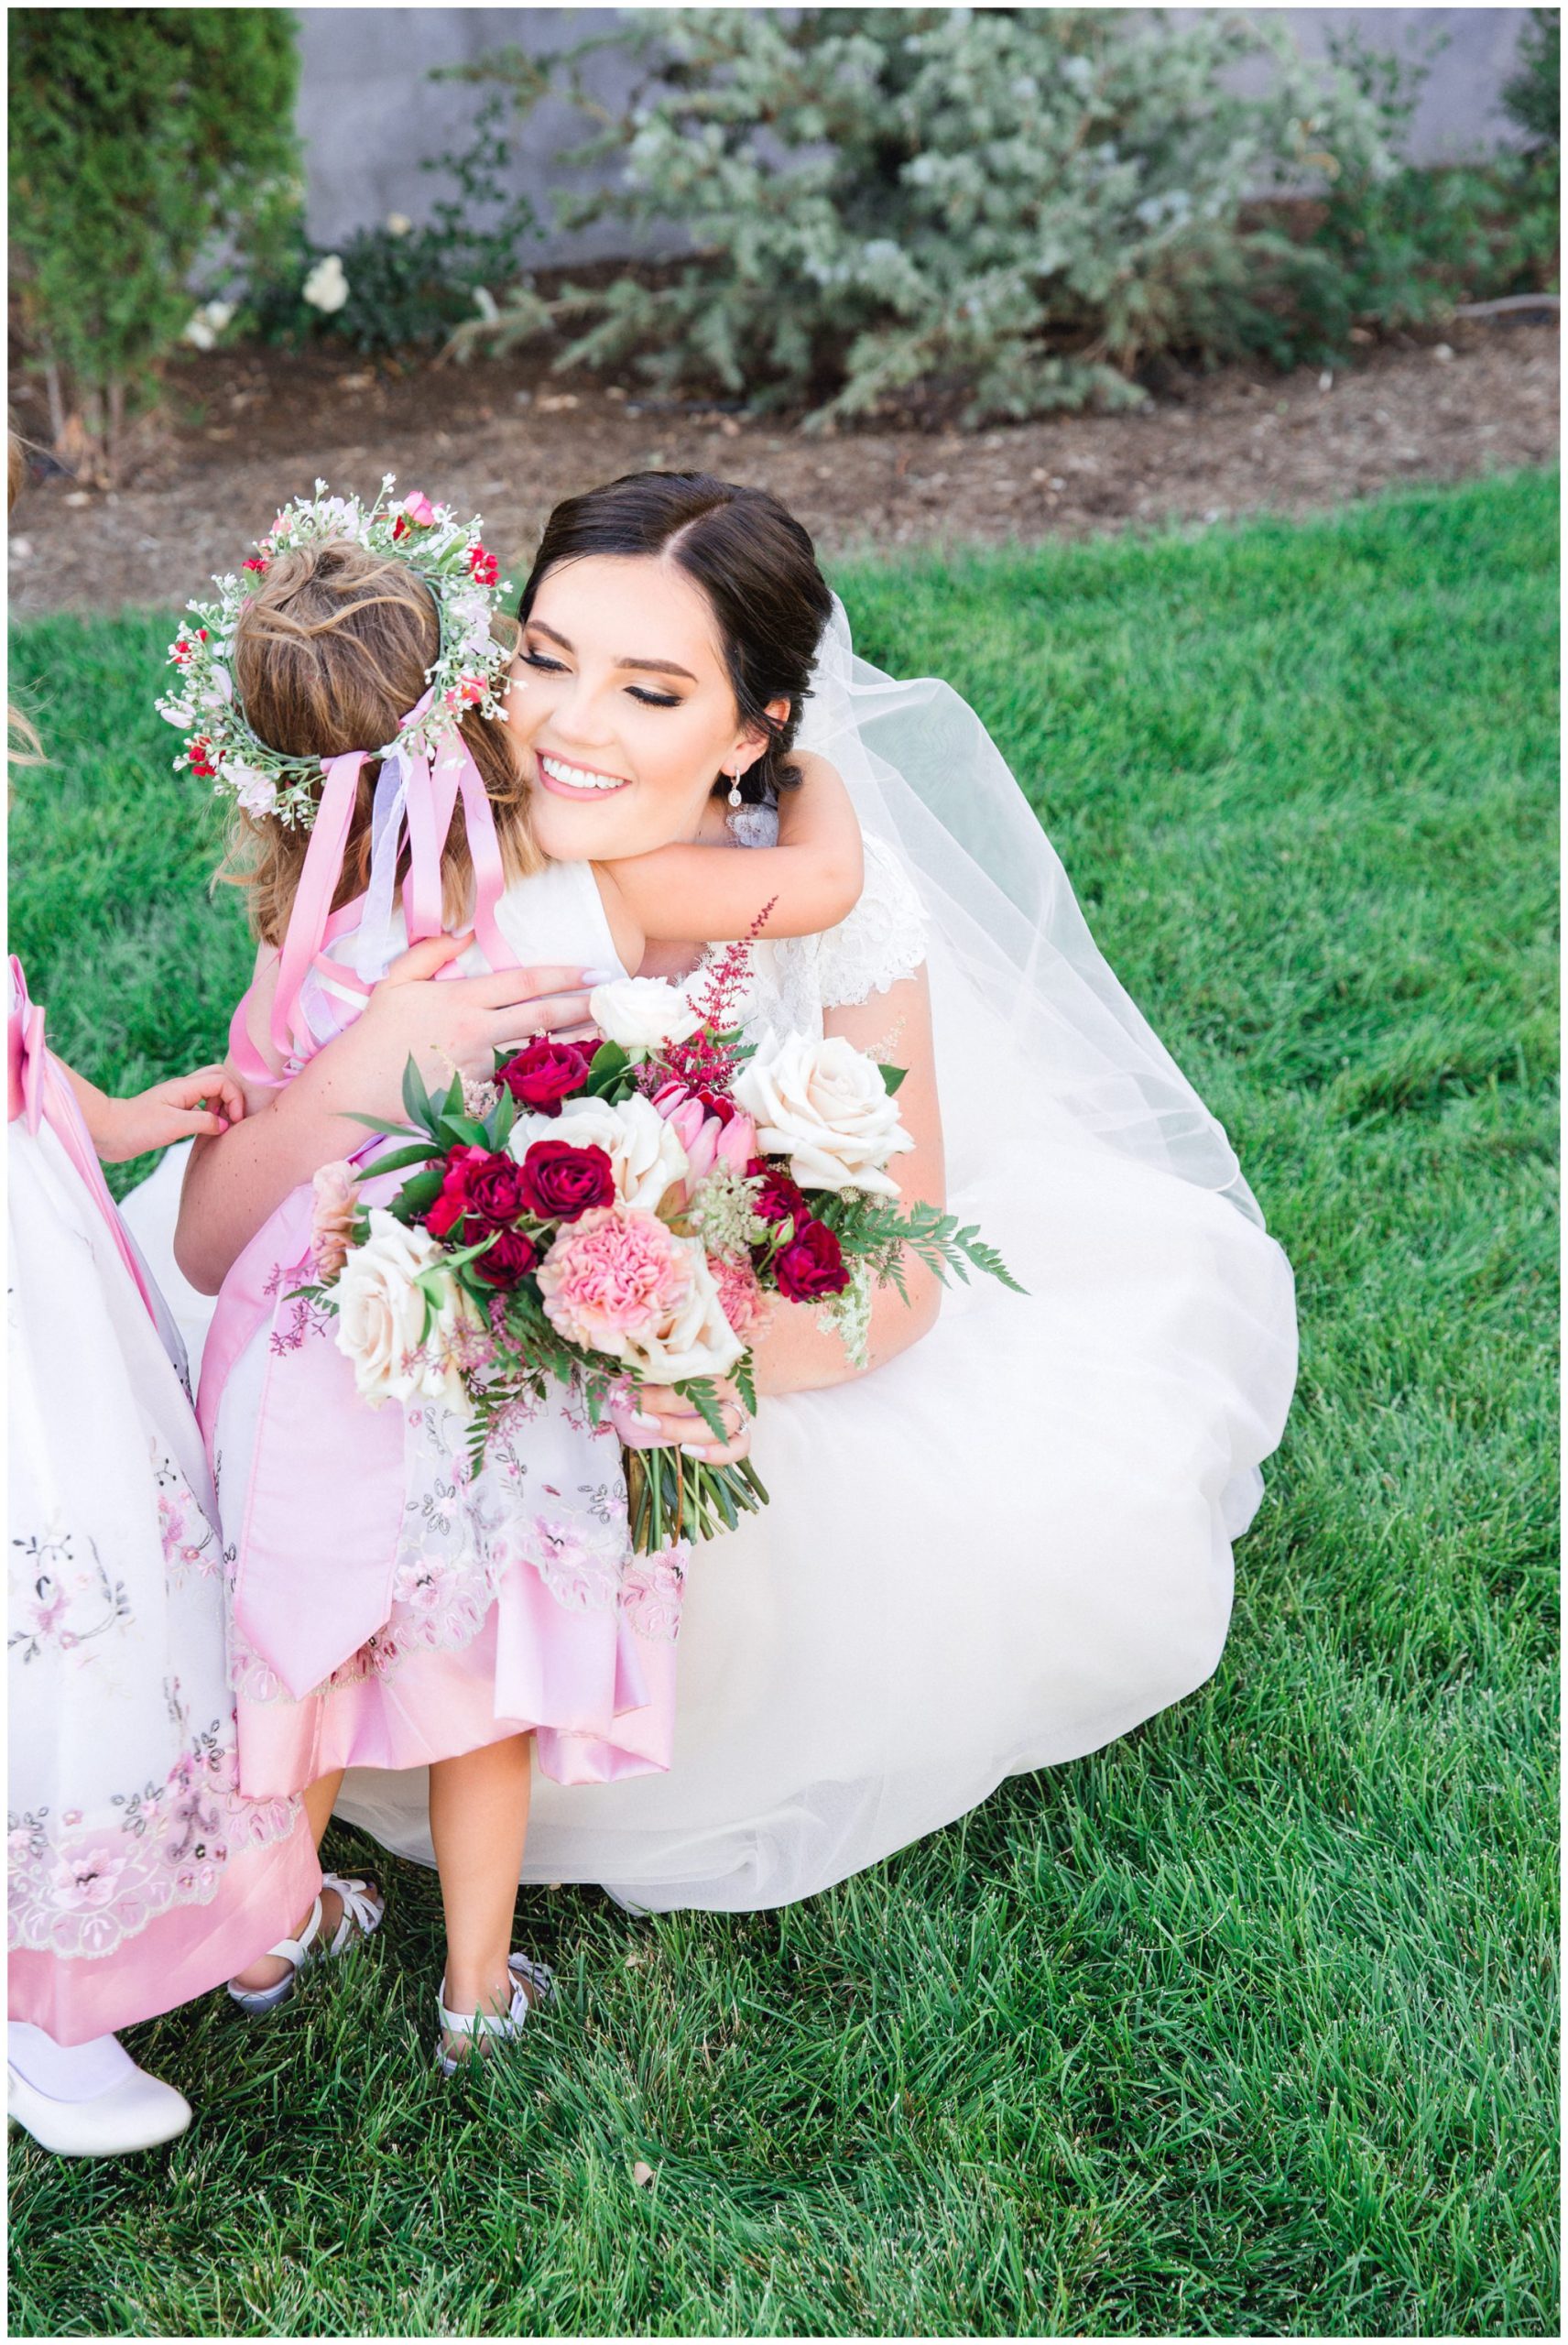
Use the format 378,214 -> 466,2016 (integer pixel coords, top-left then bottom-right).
582,966 -> 615,987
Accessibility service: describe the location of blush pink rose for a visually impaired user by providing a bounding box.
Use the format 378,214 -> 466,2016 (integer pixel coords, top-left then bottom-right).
536,1205 -> 693,1358
309,1160 -> 359,1280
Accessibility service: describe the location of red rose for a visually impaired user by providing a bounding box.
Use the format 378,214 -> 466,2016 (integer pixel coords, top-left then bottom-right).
749,1161 -> 809,1228
469,545 -> 499,587
425,1143 -> 490,1238
243,555 -> 269,575
517,1140 -> 615,1222
773,1217 -> 850,1303
464,1152 -> 531,1228
474,1227 -> 539,1288
498,1037 -> 592,1116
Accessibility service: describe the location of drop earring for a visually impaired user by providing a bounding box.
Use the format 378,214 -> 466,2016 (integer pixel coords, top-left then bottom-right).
727,767 -> 744,809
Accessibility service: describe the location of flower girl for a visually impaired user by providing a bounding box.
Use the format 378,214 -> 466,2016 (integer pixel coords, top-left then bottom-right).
169,480 -> 858,2068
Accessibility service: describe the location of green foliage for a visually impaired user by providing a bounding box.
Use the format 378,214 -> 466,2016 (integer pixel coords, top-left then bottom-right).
1503,7 -> 1561,152
6,475 -> 1558,2334
1247,25 -> 1561,366
463,7 -> 1561,425
242,90 -> 542,354
7,7 -> 299,474
459,6 -> 1399,426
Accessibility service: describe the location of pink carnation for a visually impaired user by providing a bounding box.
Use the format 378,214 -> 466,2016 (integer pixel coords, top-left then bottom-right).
709,1252 -> 772,1345
309,1160 -> 359,1280
536,1205 -> 692,1357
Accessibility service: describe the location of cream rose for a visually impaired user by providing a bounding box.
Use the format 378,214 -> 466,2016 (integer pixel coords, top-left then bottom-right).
588,976 -> 702,1053
624,1237 -> 746,1384
510,1091 -> 690,1215
332,1208 -> 480,1416
733,1033 -> 915,1198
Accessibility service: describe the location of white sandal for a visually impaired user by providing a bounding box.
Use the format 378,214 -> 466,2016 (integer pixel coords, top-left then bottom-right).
227,1870 -> 385,2016
436,1950 -> 555,2078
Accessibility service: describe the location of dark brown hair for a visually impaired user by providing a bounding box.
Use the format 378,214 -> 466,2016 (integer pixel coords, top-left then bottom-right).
518,472 -> 834,805
228,540 -> 534,944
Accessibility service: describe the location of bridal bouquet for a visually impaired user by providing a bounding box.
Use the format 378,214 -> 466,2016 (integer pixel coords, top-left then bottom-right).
299,940 -> 1017,1554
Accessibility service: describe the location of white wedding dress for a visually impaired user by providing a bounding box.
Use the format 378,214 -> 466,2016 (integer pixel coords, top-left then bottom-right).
125,607 -> 1297,1911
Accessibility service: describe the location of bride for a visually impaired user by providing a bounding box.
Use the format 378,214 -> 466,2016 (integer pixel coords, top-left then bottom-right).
127,470 -> 1297,1913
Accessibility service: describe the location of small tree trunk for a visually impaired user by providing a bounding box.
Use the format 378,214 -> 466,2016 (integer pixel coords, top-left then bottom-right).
44,360 -> 67,450
105,376 -> 125,488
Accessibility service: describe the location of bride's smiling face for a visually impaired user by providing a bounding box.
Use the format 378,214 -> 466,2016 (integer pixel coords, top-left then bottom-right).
506,554 -> 785,862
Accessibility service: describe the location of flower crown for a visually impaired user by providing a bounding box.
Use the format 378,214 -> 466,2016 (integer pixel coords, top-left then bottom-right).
157,474 -> 515,829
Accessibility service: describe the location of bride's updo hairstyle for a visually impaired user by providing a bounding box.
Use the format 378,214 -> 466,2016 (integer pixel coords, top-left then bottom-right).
518,472 -> 835,807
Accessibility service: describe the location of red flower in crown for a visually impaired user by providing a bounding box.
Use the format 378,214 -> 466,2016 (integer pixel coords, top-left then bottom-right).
468,545 -> 499,588
188,737 -> 219,781
244,555 -> 269,575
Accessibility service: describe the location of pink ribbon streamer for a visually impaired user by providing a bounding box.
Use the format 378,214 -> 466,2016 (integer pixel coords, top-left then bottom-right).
8,956 -> 161,1325
230,710 -> 515,1090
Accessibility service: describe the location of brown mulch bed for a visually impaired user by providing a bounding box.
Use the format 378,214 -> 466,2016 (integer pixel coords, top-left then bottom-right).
7,324 -> 1558,616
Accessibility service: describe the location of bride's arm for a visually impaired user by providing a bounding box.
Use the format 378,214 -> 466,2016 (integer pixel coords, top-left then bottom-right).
751,963 -> 944,1397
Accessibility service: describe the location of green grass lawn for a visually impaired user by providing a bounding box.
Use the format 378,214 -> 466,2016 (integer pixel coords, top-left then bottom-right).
7,472 -> 1558,2338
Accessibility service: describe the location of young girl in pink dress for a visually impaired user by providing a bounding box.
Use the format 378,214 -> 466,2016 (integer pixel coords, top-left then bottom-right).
171,481 -> 856,2069
5,846 -> 333,2165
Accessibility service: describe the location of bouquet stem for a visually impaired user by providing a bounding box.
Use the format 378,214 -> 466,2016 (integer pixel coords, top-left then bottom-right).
624,1445 -> 769,1556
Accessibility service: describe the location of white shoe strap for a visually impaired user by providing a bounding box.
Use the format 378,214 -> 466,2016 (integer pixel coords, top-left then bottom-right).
264,1893 -> 323,1972
438,1981 -> 530,2039
322,1873 -> 382,1957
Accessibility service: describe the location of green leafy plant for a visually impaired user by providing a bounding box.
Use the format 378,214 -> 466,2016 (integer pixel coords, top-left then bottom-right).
7,6 -> 299,479
452,7 -> 1398,427
241,87 -> 542,354
1247,22 -> 1561,366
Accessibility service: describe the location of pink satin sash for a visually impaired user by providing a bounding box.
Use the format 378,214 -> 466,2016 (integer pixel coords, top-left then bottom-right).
8,957 -> 160,1325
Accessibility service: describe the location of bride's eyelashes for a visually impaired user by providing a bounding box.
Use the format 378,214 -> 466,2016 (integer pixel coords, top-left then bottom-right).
520,648 -> 682,710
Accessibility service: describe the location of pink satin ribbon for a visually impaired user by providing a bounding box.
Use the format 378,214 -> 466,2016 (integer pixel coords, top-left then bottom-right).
229,708 -> 514,1092
8,956 -> 160,1324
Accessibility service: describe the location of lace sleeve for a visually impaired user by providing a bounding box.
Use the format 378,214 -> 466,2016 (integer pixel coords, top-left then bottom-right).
814,833 -> 931,1009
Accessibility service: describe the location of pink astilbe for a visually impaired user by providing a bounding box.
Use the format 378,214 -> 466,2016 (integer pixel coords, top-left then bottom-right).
659,897 -> 777,1097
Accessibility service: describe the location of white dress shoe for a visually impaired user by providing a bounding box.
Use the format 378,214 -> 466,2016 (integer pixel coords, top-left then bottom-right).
7,2052 -> 191,2156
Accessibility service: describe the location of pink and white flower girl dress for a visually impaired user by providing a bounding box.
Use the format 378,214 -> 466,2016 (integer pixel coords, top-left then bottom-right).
7,960 -> 320,2109
199,848 -> 682,1805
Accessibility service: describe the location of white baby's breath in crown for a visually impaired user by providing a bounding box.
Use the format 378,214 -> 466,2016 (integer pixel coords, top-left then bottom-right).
156,474 -> 515,829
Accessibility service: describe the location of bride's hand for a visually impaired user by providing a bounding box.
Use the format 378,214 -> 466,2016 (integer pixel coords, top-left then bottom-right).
612,1379 -> 752,1467
331,933 -> 604,1121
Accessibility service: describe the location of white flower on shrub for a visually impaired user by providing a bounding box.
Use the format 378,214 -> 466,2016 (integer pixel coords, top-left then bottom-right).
333,1208 -> 479,1415
588,976 -> 702,1053
303,255 -> 349,313
181,300 -> 235,352
734,1032 -> 914,1198
386,213 -> 413,237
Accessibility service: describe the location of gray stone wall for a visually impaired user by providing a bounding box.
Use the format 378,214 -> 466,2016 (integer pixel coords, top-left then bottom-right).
298,6 -> 1533,258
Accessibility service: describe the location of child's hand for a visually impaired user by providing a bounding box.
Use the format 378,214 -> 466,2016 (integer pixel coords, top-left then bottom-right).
92,1065 -> 245,1162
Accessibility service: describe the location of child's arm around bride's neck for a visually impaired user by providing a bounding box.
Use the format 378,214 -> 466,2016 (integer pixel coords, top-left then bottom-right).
593,749 -> 864,951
